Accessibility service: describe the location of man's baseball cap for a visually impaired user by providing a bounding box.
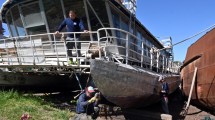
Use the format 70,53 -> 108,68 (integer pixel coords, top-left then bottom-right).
87,86 -> 95,93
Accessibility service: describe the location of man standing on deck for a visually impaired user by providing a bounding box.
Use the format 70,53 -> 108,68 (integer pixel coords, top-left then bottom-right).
72,86 -> 100,120
55,10 -> 88,64
159,75 -> 170,114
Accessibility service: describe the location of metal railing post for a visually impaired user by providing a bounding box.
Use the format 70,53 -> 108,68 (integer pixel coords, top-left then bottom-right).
126,33 -> 129,65
14,38 -> 20,65
156,51 -> 160,72
53,34 -> 59,66
141,41 -> 144,67
74,33 -> 79,64
162,55 -> 165,73
62,33 -> 68,63
150,51 -> 153,70
97,30 -> 101,58
166,57 -> 169,73
185,67 -> 198,112
30,35 -> 35,65
4,39 -> 10,65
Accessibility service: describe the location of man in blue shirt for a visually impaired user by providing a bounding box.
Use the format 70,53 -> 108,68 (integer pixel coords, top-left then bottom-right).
72,86 -> 100,120
55,10 -> 87,64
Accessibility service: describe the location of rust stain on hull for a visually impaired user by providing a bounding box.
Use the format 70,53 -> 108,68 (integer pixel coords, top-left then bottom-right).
181,28 -> 215,110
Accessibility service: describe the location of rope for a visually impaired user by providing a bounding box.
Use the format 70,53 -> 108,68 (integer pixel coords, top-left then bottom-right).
172,24 -> 215,47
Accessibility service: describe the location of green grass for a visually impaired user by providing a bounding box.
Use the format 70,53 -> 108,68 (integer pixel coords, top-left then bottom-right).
0,90 -> 74,120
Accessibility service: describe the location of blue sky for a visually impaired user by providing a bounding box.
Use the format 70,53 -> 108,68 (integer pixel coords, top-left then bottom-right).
136,1 -> 215,62
1,0 -> 215,62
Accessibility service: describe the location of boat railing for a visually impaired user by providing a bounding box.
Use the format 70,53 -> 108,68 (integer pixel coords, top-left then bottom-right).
97,28 -> 179,74
0,31 -> 99,72
0,28 -> 179,74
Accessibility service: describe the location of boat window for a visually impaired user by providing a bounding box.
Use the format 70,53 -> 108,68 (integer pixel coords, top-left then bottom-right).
137,31 -> 142,52
21,2 -> 45,28
121,20 -> 129,32
11,6 -> 26,36
143,44 -> 151,58
0,22 -> 2,37
120,20 -> 129,45
112,12 -> 120,41
26,25 -> 47,35
87,0 -> 110,31
43,0 -> 64,33
129,27 -> 136,54
144,44 -> 147,56
6,11 -> 18,37
20,1 -> 46,35
147,47 -> 151,57
112,13 -> 120,29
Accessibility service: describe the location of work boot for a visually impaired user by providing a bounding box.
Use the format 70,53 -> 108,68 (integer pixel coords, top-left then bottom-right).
91,107 -> 99,119
68,58 -> 73,65
75,59 -> 80,65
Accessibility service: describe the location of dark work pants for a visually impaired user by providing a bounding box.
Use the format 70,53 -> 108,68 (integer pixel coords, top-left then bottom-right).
66,37 -> 81,59
161,96 -> 169,114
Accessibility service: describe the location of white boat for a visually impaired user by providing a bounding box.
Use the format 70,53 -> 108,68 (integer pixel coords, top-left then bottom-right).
0,0 -> 180,107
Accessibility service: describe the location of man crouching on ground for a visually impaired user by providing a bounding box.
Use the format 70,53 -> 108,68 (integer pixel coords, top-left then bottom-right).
72,86 -> 100,120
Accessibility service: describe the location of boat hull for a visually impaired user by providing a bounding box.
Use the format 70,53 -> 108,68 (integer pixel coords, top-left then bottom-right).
90,59 -> 181,108
180,28 -> 215,110
0,70 -> 87,91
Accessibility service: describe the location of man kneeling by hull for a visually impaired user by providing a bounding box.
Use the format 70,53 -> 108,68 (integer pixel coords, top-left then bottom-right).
72,86 -> 100,120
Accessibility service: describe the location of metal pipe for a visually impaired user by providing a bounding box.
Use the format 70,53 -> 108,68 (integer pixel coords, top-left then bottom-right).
83,0 -> 93,41
156,51 -> 160,72
53,34 -> 59,66
73,72 -> 83,90
185,67 -> 198,112
150,50 -> 153,70
125,33 -> 129,64
29,35 -> 35,65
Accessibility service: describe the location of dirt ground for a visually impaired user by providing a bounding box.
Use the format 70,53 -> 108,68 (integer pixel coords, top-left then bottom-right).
184,105 -> 215,120
95,89 -> 215,120
40,89 -> 215,120
95,104 -> 215,120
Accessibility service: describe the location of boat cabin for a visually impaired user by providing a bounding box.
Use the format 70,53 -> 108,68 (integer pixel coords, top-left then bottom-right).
0,0 -> 174,73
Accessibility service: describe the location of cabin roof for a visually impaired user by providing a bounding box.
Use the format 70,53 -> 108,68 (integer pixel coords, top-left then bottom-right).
1,0 -> 164,48
1,0 -> 20,21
